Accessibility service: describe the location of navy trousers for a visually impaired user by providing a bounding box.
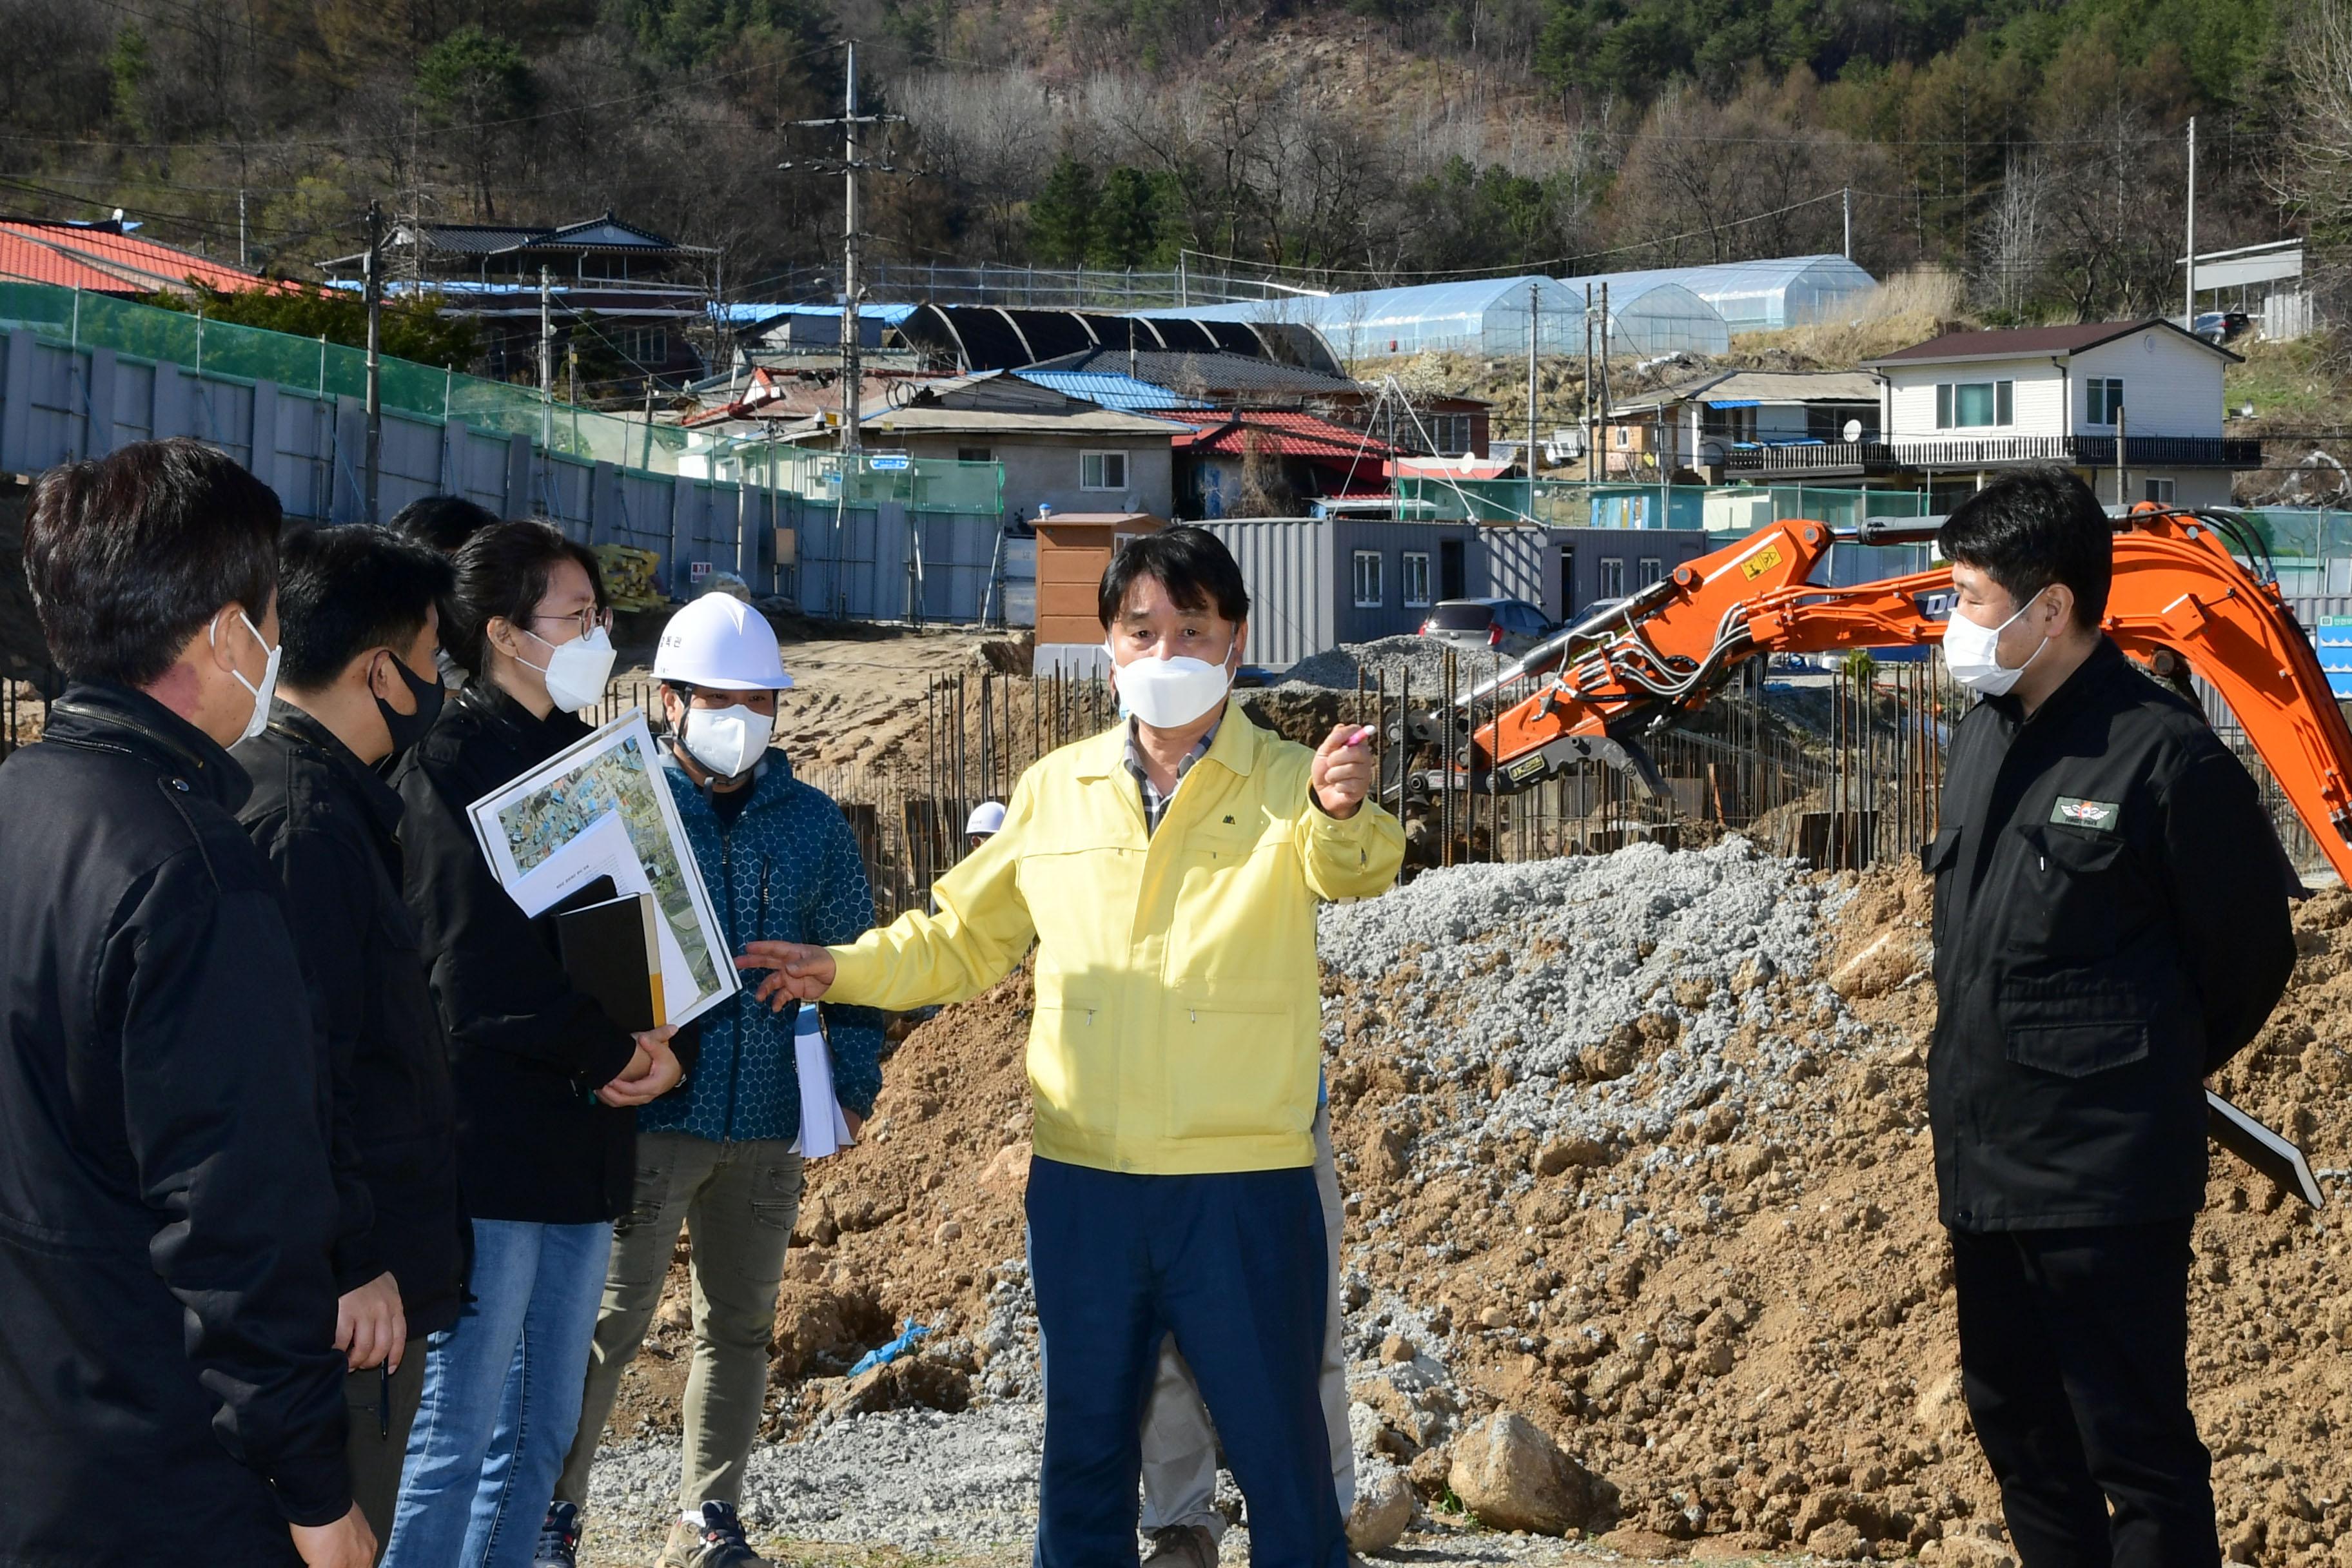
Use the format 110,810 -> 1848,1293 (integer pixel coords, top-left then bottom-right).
1026,1155 -> 1345,1568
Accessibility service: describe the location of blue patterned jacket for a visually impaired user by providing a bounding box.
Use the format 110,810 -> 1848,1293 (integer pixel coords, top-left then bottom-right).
638,747 -> 885,1143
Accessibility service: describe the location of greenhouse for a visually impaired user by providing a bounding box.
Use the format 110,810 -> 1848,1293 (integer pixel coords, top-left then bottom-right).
1585,255 -> 1879,335
1139,273 -> 1727,362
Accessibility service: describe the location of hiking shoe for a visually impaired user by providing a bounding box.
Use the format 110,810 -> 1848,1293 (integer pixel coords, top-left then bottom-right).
1141,1523 -> 1220,1568
530,1502 -> 581,1568
660,1502 -> 772,1568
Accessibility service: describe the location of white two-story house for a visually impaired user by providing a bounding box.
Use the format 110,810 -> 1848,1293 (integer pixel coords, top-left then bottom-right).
1859,320 -> 2257,509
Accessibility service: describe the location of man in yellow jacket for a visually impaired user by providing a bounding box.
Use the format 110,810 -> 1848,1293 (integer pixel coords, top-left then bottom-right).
741,527 -> 1403,1568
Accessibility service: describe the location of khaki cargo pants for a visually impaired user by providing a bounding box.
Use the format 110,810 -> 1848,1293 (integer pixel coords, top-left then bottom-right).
555,1131 -> 805,1513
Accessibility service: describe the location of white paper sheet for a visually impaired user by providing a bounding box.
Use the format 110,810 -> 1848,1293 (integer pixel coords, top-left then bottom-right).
464,711 -> 738,1028
793,1004 -> 857,1160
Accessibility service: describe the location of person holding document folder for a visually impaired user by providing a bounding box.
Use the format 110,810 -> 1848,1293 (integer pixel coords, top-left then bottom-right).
1920,469 -> 2296,1568
740,528 -> 1404,1568
386,522 -> 682,1568
550,591 -> 885,1568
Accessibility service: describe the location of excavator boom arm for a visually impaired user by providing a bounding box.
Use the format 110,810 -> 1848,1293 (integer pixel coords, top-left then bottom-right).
1467,509 -> 2352,881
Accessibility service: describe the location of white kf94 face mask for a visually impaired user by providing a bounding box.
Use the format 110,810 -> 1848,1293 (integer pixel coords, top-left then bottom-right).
521,625 -> 617,712
1941,590 -> 2050,697
1109,638 -> 1239,729
212,609 -> 282,744
681,703 -> 774,779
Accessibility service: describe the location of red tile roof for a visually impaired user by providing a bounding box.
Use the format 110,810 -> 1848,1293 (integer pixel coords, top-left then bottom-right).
1162,410 -> 1391,462
0,222 -> 306,297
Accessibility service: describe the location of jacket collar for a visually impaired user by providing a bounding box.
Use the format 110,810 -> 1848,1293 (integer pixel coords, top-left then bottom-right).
661,741 -> 796,823
41,680 -> 252,811
454,676 -> 573,743
1073,698 -> 1259,781
1987,635 -> 2126,732
261,698 -> 406,838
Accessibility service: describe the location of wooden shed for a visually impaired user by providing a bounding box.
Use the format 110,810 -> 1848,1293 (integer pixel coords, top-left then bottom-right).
1032,511 -> 1165,671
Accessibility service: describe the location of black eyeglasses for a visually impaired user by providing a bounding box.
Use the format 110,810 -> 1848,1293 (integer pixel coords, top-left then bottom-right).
531,606 -> 614,641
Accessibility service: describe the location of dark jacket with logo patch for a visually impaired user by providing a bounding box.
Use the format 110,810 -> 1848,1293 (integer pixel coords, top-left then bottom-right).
1925,637 -> 2295,1231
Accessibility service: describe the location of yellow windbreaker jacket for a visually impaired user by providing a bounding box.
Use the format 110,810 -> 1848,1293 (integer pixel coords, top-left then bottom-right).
825,705 -> 1404,1174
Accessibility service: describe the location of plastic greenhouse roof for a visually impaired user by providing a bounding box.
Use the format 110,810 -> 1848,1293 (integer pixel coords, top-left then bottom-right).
1135,275 -> 1582,331
1569,255 -> 1877,328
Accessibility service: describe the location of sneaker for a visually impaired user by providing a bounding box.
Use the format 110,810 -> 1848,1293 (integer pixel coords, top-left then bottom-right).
530,1502 -> 581,1568
1141,1523 -> 1220,1568
660,1502 -> 772,1568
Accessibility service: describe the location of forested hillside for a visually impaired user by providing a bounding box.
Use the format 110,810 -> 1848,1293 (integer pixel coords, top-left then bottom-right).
0,0 -> 2338,326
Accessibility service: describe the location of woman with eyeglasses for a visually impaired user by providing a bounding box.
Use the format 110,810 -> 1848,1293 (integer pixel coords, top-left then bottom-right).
383,520 -> 682,1568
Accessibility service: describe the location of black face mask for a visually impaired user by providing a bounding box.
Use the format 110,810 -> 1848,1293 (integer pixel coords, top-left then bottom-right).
376,649 -> 446,761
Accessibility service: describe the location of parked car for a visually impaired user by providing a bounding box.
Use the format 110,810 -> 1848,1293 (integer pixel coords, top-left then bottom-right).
2193,310 -> 2251,345
1418,597 -> 1555,656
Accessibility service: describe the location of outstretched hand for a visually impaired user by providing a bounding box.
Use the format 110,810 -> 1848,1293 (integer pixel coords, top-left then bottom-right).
736,941 -> 837,1010
1311,724 -> 1375,819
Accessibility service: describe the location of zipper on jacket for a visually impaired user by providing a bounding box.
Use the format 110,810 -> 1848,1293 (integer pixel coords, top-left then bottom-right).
720,827 -> 744,1139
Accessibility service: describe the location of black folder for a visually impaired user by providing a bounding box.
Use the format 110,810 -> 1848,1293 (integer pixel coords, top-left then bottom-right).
533,876 -> 662,1034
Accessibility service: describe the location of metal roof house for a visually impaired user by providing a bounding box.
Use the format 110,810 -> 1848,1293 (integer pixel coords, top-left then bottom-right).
322,211 -> 718,387
1858,318 -> 2260,507
1606,369 -> 1883,482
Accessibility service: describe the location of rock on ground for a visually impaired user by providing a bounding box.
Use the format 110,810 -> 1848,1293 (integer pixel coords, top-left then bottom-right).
1449,1412 -> 1598,1535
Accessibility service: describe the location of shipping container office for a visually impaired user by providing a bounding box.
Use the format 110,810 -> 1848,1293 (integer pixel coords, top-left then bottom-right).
1182,519 -> 1687,668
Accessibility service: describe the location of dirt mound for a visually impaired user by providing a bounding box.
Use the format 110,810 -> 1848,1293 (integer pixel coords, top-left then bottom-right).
609,849 -> 2352,1568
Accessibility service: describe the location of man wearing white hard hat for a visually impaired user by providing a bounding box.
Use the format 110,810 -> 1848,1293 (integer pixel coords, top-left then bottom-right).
547,592 -> 885,1568
965,798 -> 1006,850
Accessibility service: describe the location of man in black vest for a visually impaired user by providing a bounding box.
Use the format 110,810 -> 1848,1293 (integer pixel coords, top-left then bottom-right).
0,440 -> 373,1567
1925,466 -> 2295,1568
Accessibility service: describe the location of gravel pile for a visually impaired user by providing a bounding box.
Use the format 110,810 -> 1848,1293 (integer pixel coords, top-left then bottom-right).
586,1404 -> 1043,1553
1317,838 -> 1839,1164
1282,634 -> 1511,695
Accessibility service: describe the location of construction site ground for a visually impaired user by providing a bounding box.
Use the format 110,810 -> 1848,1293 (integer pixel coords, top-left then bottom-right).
573,833 -> 2352,1568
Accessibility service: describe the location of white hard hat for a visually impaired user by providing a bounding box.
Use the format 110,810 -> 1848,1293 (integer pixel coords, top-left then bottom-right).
653,594 -> 792,691
966,799 -> 1007,837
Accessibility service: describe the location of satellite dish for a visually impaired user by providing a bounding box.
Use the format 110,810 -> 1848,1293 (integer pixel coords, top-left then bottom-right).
1698,438 -> 1727,466
1842,418 -> 1863,444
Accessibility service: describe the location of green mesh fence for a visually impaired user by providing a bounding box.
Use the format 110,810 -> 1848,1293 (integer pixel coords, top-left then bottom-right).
0,281 -> 687,471
701,436 -> 1005,516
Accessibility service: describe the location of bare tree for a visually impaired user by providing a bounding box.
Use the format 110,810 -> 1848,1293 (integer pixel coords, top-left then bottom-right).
1975,150 -> 2051,318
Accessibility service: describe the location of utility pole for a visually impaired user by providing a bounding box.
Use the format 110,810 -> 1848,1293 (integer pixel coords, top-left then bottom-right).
539,264 -> 554,451
1597,282 -> 1612,483
363,200 -> 384,525
1526,280 -> 1540,505
1842,186 -> 1852,260
2184,116 -> 2197,329
783,42 -> 905,460
1583,284 -> 1595,484
2116,405 -> 2130,507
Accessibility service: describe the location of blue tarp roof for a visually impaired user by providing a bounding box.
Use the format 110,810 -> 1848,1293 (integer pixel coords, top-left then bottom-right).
1010,368 -> 1210,413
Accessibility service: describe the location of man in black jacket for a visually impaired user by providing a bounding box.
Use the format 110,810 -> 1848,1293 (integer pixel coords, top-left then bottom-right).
0,440 -> 374,1568
1925,467 -> 2295,1568
235,525 -> 468,1549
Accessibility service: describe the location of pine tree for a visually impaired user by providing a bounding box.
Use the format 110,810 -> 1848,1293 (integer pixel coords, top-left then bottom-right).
1028,155 -> 1101,268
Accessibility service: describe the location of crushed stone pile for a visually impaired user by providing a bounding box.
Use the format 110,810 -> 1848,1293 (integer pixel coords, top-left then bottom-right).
591,841 -> 2352,1568
1282,634 -> 1513,696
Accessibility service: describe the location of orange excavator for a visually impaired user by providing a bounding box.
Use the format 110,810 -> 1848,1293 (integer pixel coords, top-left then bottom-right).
1400,503 -> 2352,888
1391,504 -> 2348,1208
